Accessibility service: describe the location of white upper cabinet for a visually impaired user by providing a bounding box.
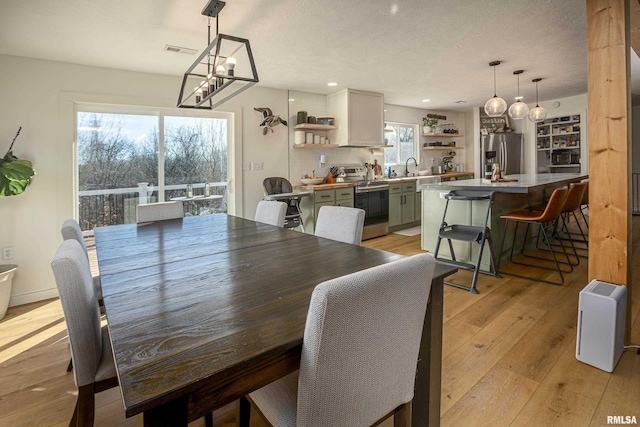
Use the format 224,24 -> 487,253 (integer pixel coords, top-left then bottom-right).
327,89 -> 384,146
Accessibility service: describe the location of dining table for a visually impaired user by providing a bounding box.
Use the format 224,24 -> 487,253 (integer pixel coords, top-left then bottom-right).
94,213 -> 455,426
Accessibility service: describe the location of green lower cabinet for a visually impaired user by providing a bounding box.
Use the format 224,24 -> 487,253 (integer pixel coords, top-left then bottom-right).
402,192 -> 416,223
314,201 -> 334,220
389,193 -> 403,227
336,198 -> 354,208
389,181 -> 419,230
301,187 -> 355,234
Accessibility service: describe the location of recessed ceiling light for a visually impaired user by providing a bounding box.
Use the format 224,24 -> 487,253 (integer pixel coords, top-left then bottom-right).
328,82 -> 338,87
515,96 -> 524,100
455,100 -> 467,104
422,99 -> 430,102
288,98 -> 295,102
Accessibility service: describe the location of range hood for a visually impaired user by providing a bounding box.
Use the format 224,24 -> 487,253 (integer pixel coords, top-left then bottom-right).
327,89 -> 386,148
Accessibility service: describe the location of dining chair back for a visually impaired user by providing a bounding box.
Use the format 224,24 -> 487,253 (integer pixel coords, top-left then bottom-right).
245,253 -> 437,427
315,205 -> 365,245
61,218 -> 104,373
51,239 -> 118,426
136,201 -> 184,223
255,200 -> 287,227
61,219 -> 89,258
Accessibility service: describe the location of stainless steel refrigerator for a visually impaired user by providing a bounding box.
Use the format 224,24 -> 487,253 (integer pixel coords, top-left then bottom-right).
480,132 -> 523,176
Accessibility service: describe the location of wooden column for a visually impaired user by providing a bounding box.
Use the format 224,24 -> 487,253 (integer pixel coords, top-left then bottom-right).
586,0 -> 632,290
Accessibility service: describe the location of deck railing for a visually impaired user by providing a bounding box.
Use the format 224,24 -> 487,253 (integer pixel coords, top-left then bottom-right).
78,182 -> 227,232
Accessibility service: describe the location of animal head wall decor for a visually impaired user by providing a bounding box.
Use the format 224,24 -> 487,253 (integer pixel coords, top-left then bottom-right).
254,107 -> 288,135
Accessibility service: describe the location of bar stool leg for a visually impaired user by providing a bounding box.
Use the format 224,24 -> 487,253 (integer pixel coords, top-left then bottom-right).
499,219 -> 565,286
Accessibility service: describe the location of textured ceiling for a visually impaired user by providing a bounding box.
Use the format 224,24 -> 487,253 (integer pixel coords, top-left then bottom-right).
0,0 -> 606,111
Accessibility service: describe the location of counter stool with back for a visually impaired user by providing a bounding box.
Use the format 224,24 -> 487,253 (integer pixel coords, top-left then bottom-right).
433,190 -> 500,294
496,186 -> 570,285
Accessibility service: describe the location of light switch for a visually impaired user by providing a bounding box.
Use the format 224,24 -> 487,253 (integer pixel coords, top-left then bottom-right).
252,162 -> 263,171
242,162 -> 251,171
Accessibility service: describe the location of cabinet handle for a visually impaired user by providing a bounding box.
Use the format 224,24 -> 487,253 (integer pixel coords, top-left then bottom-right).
320,195 -> 331,198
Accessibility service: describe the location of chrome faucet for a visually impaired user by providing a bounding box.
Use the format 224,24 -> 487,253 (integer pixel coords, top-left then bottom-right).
405,157 -> 418,177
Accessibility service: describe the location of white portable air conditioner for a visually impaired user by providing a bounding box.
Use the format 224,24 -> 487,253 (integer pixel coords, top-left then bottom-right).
576,279 -> 627,372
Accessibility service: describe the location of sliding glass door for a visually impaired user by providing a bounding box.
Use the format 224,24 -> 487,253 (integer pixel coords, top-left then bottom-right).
76,107 -> 231,231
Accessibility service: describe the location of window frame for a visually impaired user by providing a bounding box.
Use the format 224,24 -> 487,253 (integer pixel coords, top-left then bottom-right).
383,122 -> 420,170
74,103 -> 233,230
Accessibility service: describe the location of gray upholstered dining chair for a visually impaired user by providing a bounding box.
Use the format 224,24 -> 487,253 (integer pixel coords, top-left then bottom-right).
60,218 -> 104,372
51,239 -> 118,427
61,219 -> 102,303
239,253 -> 436,427
255,200 -> 287,227
136,201 -> 184,223
315,205 -> 365,245
52,240 -> 215,427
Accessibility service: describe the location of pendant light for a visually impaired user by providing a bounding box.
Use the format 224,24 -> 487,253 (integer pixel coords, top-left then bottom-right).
508,70 -> 529,120
528,78 -> 547,123
484,61 -> 507,117
177,0 -> 259,110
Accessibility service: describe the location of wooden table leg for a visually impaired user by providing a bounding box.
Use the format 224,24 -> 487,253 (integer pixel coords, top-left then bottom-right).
143,396 -> 188,427
412,269 -> 447,427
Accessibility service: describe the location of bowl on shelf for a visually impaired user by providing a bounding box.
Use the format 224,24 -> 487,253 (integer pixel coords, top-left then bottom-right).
301,178 -> 324,185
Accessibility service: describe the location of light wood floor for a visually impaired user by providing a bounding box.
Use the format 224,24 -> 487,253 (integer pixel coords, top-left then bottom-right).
1,220 -> 639,426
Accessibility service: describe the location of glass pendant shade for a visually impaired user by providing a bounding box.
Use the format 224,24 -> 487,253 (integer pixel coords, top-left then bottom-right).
528,106 -> 547,122
484,61 -> 506,117
527,78 -> 547,122
484,96 -> 507,117
508,70 -> 528,120
508,100 -> 529,120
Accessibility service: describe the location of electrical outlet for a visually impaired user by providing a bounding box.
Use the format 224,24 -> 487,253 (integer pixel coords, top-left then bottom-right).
2,247 -> 13,260
252,162 -> 263,171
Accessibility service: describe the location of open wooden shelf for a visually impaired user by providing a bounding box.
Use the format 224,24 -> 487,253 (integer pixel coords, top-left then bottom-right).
422,146 -> 463,150
294,124 -> 338,131
422,133 -> 464,137
293,144 -> 339,149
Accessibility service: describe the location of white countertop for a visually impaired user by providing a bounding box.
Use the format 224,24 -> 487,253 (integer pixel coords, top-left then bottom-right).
418,173 -> 588,194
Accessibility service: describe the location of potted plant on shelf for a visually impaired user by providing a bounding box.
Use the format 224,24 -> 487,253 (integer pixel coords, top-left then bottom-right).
0,127 -> 35,196
422,117 -> 439,135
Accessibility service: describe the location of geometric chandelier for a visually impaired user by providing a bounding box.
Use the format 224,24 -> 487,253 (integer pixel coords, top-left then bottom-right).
177,0 -> 259,110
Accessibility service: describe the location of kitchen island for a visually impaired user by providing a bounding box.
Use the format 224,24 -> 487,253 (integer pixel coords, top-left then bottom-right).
419,173 -> 587,269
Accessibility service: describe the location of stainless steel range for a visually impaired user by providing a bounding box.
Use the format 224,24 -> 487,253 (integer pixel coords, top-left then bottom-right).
337,165 -> 389,240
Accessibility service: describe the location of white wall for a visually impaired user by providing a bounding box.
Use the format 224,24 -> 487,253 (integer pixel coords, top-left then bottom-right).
0,54 -> 287,306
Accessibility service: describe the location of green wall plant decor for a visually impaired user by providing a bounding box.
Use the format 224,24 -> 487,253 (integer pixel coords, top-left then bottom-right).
0,127 -> 35,196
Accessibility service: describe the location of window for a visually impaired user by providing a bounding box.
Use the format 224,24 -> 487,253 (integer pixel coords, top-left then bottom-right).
384,122 -> 419,170
76,107 -> 231,231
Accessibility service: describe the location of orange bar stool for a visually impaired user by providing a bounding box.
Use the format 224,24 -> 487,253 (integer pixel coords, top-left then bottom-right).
579,180 -> 589,231
529,181 -> 588,265
496,187 -> 570,285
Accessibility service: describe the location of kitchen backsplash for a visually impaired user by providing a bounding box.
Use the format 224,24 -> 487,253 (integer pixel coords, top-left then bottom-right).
287,90 -> 466,182
288,90 -> 383,183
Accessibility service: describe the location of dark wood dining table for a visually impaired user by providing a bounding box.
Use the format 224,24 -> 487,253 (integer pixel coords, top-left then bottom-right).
94,214 -> 455,426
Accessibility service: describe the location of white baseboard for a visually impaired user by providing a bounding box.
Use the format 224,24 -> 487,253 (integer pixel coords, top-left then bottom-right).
10,288 -> 59,307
